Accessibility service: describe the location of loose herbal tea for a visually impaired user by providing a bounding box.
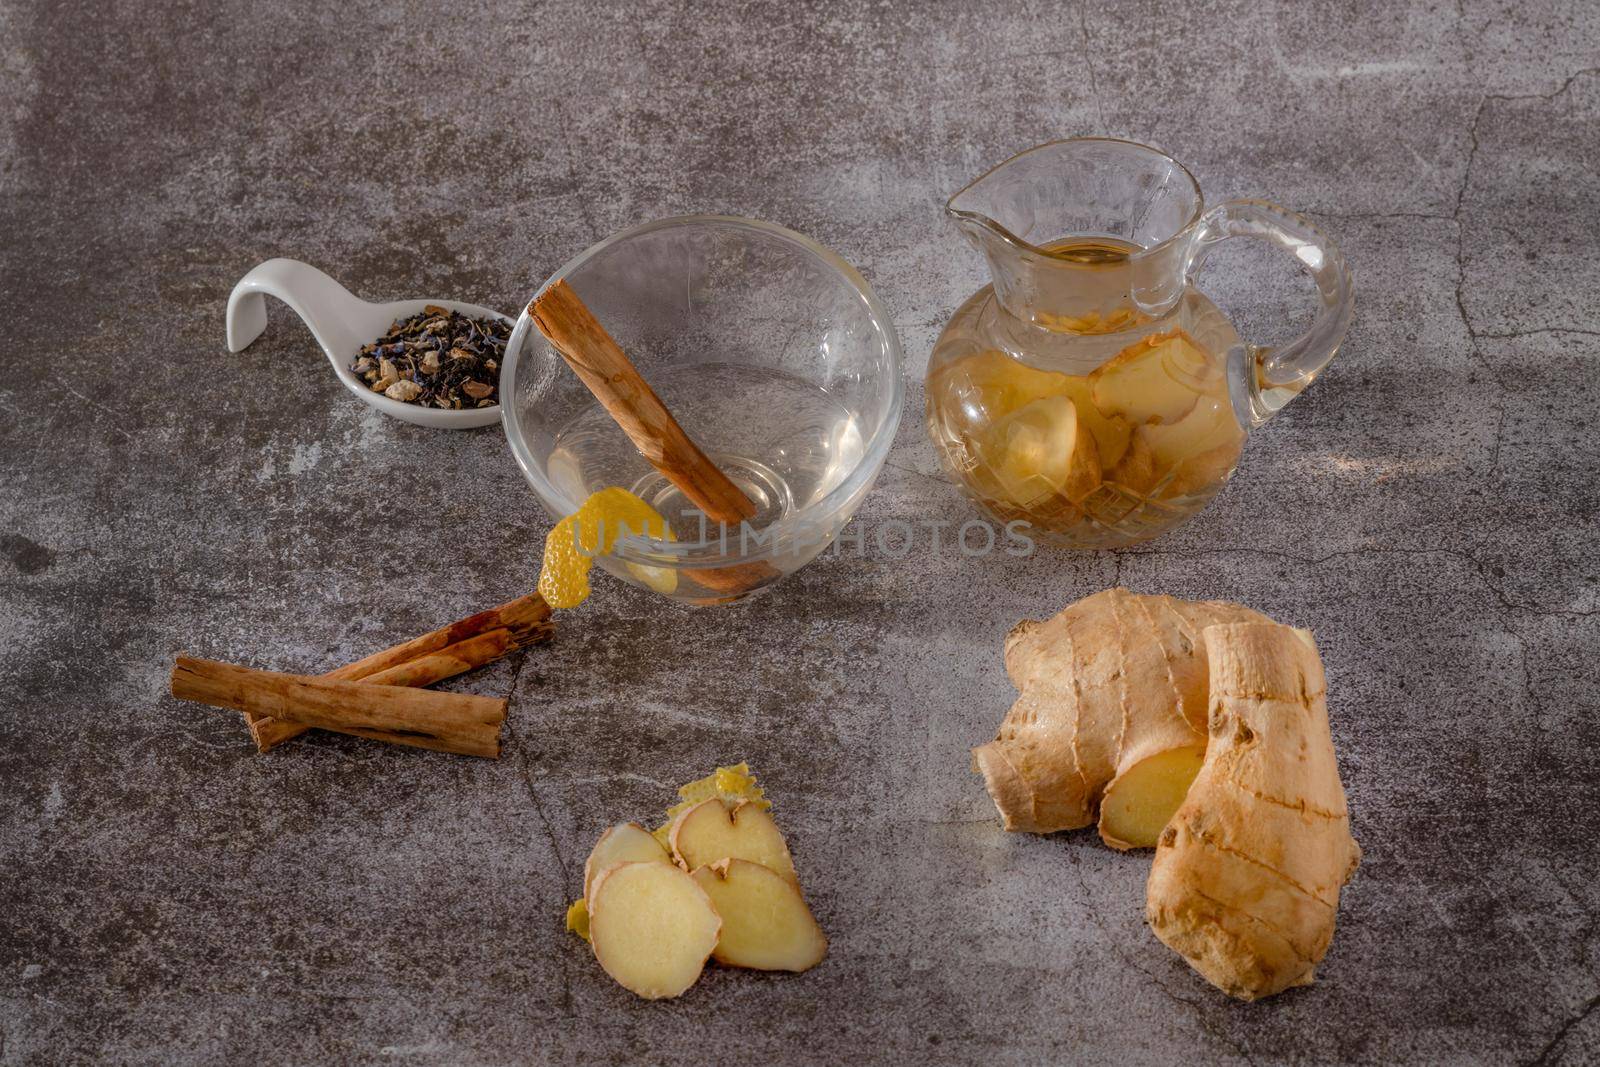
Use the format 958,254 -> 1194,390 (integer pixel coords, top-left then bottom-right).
352,305 -> 510,409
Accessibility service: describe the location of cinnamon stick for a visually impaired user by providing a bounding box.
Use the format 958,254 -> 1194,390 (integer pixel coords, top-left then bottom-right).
327,592 -> 552,682
174,657 -> 505,758
246,592 -> 552,752
530,281 -> 778,596
361,628 -> 530,688
532,279 -> 757,526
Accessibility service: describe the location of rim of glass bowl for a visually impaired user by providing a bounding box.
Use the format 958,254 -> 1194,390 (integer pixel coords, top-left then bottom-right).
500,214 -> 905,571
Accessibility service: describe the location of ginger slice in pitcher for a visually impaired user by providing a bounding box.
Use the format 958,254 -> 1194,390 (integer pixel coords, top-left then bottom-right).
930,348 -> 1073,424
1089,331 -> 1214,427
980,394 -> 1102,507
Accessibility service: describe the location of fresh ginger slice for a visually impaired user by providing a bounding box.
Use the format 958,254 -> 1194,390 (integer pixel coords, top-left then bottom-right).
1159,330 -> 1227,395
537,487 -> 676,609
1036,307 -> 1145,336
690,860 -> 827,972
1146,623 -> 1361,1001
652,762 -> 771,848
1165,441 -> 1244,501
1089,332 -> 1210,426
583,822 -> 672,901
973,589 -> 1271,834
669,799 -> 799,883
567,823 -> 674,943
587,861 -> 721,1000
1092,333 -> 1239,499
980,394 -> 1102,506
1097,745 -> 1205,850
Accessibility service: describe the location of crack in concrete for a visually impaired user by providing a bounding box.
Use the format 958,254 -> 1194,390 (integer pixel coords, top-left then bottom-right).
1525,990 -> 1600,1066
1453,68 -> 1600,411
1505,626 -> 1545,737
1306,209 -> 1453,222
503,692 -> 578,1020
1075,1 -> 1107,131
504,664 -> 570,877
1065,847 -> 1258,1065
1452,95 -> 1508,476
503,648 -> 570,881
1480,327 -> 1600,341
883,458 -> 953,488
1116,544 -> 1597,621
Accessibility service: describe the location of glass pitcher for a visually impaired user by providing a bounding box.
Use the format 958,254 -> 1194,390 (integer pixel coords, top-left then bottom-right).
925,138 -> 1353,548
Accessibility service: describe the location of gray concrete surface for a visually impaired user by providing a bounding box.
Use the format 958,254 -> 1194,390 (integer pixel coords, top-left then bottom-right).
3,1 -> 1598,1063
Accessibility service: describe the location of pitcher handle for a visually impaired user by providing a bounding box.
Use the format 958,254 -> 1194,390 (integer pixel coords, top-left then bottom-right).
1184,199 -> 1354,429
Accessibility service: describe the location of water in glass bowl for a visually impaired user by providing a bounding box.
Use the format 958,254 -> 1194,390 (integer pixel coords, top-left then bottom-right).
546,363 -> 865,536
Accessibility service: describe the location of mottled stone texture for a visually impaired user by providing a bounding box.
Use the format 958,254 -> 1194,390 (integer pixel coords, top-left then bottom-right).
2,1 -> 1597,1063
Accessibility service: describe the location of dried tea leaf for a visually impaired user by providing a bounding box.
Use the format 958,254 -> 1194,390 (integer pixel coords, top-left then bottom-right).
347,308 -> 509,408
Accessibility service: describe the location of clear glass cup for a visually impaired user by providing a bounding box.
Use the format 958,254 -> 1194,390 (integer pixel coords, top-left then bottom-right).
502,215 -> 904,605
926,138 -> 1354,548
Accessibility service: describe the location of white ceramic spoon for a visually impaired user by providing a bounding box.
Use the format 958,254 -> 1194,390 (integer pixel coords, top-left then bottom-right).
225,257 -> 513,429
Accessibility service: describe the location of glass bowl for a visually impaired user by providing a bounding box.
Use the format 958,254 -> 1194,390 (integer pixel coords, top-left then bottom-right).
502,215 -> 903,605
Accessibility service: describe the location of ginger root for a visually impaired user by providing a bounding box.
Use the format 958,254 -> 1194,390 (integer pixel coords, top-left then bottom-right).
1088,331 -> 1211,427
1146,622 -> 1361,1000
972,588 -> 1269,845
974,592 -> 1362,1001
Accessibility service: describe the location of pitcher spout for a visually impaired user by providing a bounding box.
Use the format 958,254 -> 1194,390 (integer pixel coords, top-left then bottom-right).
940,155 -> 1043,259
945,201 -> 1016,259
943,139 -> 1203,332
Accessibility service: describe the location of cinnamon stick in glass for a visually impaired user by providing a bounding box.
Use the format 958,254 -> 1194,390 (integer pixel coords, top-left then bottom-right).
531,279 -> 757,525
173,657 -> 506,758
529,281 -> 777,595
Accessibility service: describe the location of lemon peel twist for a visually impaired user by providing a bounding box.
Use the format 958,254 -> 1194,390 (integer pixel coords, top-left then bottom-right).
537,487 -> 677,608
